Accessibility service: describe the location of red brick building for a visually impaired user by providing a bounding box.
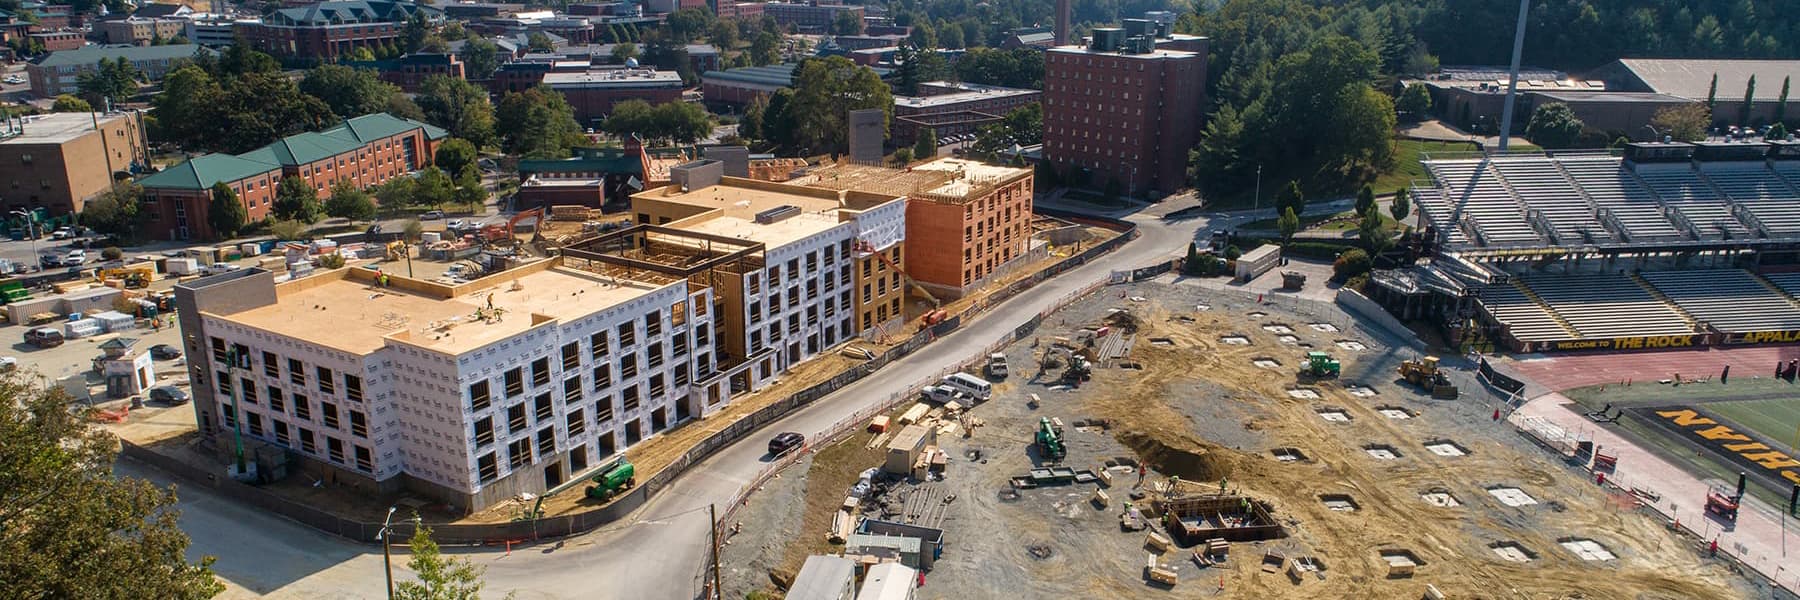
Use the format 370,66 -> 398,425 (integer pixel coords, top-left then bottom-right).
358,53 -> 465,91
138,114 -> 448,240
1043,33 -> 1207,196
241,0 -> 442,63
544,68 -> 686,129
27,30 -> 83,52
714,2 -> 764,20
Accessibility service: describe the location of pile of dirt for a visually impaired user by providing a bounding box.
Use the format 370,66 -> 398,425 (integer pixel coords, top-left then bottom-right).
1116,430 -> 1235,481
1103,310 -> 1141,334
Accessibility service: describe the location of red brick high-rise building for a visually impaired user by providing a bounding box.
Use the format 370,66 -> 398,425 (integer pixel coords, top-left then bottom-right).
1042,30 -> 1207,197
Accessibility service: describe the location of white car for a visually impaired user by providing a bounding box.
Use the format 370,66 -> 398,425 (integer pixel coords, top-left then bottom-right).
445,219 -> 466,230
64,249 -> 86,264
202,263 -> 243,276
51,227 -> 72,240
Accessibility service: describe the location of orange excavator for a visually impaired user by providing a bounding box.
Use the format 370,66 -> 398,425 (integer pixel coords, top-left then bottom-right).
480,208 -> 546,247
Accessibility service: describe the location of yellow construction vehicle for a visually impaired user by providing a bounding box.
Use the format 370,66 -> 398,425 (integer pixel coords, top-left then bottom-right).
1397,356 -> 1459,399
385,240 -> 409,261
97,266 -> 153,289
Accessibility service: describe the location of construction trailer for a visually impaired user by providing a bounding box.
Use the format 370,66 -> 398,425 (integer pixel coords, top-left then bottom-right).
854,562 -> 918,600
858,518 -> 945,566
786,555 -> 857,600
1158,495 -> 1285,545
1235,244 -> 1280,282
846,533 -> 925,570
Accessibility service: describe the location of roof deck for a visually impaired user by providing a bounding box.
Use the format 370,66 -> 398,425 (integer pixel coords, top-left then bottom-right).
217,260 -> 670,356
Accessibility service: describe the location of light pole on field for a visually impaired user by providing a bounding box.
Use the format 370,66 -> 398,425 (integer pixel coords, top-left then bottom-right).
1254,164 -> 1262,212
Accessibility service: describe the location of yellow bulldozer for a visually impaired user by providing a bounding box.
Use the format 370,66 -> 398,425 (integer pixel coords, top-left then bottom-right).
1397,356 -> 1459,399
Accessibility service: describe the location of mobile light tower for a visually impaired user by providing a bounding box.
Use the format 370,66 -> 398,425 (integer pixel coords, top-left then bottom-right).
1494,0 -> 1531,153
224,347 -> 256,482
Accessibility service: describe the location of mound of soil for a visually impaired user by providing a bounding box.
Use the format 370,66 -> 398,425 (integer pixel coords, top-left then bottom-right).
1116,429 -> 1235,481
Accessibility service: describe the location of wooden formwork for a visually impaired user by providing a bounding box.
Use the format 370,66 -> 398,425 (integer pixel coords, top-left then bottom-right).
1157,495 -> 1284,544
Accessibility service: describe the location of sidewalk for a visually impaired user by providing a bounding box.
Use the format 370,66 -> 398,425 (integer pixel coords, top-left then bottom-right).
1513,393 -> 1800,593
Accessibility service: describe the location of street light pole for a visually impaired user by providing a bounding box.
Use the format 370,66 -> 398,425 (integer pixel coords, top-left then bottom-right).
1254,165 -> 1263,211
380,506 -> 398,600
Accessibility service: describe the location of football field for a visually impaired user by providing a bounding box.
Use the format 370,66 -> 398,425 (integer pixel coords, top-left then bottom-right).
1707,397 -> 1800,453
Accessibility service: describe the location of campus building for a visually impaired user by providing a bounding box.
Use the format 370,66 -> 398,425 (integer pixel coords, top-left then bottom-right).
796,158 -> 1034,297
617,162 -> 908,384
1042,28 -> 1207,196
240,0 -> 442,62
137,113 -> 447,240
891,81 -> 1040,147
0,112 -> 149,216
763,2 -> 860,33
27,30 -> 84,52
174,257 -> 723,512
96,16 -> 188,45
27,44 -> 213,97
542,67 -> 686,129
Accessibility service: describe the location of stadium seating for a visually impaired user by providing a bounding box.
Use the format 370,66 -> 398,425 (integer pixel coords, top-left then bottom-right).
1426,159 -> 1541,245
1491,158 -> 1611,245
1477,282 -> 1572,342
1707,164 -> 1800,236
1408,186 -> 1470,245
1553,157 -> 1685,242
1640,270 -> 1800,333
1518,273 -> 1692,338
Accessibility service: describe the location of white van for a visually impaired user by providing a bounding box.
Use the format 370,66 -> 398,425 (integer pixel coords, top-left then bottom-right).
940,373 -> 992,401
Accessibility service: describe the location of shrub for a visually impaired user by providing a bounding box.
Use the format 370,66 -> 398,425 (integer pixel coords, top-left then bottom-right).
1333,248 -> 1372,281
100,246 -> 123,261
315,253 -> 346,269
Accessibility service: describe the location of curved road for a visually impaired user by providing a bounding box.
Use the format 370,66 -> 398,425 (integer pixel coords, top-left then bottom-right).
139,195 -> 1277,599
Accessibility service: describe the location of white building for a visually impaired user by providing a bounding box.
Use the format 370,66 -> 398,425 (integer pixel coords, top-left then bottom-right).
184,14 -> 259,47
175,259 -> 724,512
627,161 -> 907,391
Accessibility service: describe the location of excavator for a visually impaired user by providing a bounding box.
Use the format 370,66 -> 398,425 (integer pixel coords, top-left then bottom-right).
1040,344 -> 1093,385
480,207 -> 547,249
1397,356 -> 1459,399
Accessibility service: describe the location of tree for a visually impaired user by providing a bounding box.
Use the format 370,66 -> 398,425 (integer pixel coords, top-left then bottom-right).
707,20 -> 738,51
831,10 -> 864,36
0,377 -> 225,599
1358,204 -> 1391,254
374,177 -> 419,211
403,219 -> 424,242
300,64 -> 397,118
413,167 -> 455,207
971,103 -> 1042,156
1333,248 -> 1372,280
434,138 -> 479,180
529,32 -> 558,52
458,38 -> 502,80
101,246 -> 123,261
1389,187 -> 1412,224
1274,180 -> 1305,220
269,219 -> 307,241
1740,74 -> 1757,126
611,42 -> 639,64
913,127 -> 937,160
1355,184 -> 1376,216
785,57 -> 892,155
325,180 -> 377,221
1277,207 -> 1300,248
403,10 -> 433,53
1777,76 -> 1792,126
387,95 -> 427,121
749,31 -> 782,67
666,8 -> 712,43
1707,72 -> 1719,109
740,93 -> 768,140
217,72 -> 337,153
1524,102 -> 1584,149
76,57 -> 138,106
274,177 -> 322,223
1769,122 -> 1789,141
208,182 -> 248,240
494,85 -> 584,158
417,75 -> 496,148
891,146 -> 913,165
454,168 -> 486,211
954,47 -> 1043,89
51,94 -> 91,112
1395,82 -> 1431,117
79,183 -> 141,239
151,65 -> 223,148
393,525 -> 489,600
1652,103 -> 1711,142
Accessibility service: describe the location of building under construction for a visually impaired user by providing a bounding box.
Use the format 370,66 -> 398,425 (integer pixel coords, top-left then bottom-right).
794,158 -> 1035,298
566,160 -> 908,392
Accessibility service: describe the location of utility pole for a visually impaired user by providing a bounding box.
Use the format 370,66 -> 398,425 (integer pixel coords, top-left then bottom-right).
1254,165 -> 1262,211
1495,0 -> 1530,153
709,503 -> 723,600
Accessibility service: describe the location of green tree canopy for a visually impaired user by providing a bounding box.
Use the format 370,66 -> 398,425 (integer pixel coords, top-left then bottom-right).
299,64 -> 398,119
324,180 -> 377,222
953,47 -> 1043,89
1524,102 -> 1584,149
1355,184 -> 1376,216
454,168 -> 486,211
79,182 -> 142,240
1389,186 -> 1411,223
208,182 -> 248,240
611,42 -> 639,63
1277,206 -> 1300,247
394,525 -> 490,600
50,94 -> 91,112
0,376 -> 224,599
1274,180 -> 1305,219
494,85 -> 584,158
913,127 -> 937,160
1652,103 -> 1711,142
274,176 -> 322,223
434,138 -> 479,180
458,38 -> 503,80
1395,82 -> 1432,116
417,75 -> 496,148
784,57 -> 892,155
374,176 -> 419,210
413,166 -> 456,207
749,31 -> 782,66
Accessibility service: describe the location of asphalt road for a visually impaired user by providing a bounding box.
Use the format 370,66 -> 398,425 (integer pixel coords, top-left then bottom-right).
130,193 -> 1264,599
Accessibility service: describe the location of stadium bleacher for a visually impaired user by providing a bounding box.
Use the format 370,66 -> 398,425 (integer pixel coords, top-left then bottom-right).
1517,273 -> 1692,339
1425,159 -> 1541,246
1639,270 -> 1800,333
1550,157 -> 1685,242
1477,283 -> 1574,342
1491,158 -> 1611,245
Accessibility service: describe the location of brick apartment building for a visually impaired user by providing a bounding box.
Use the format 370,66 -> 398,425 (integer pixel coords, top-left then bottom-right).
137,113 -> 447,240
27,30 -> 84,52
798,158 -> 1033,297
97,16 -> 188,45
0,112 -> 149,216
764,2 -> 861,33
1043,29 -> 1207,196
28,44 -> 214,97
544,68 -> 686,129
714,2 -> 764,20
348,53 -> 466,91
892,81 -> 1040,147
241,0 -> 442,62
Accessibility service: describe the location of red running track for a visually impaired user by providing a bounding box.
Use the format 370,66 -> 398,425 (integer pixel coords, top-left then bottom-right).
1512,346 -> 1800,392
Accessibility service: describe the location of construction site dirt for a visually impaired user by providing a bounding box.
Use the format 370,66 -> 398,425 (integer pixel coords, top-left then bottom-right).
720,277 -> 1766,599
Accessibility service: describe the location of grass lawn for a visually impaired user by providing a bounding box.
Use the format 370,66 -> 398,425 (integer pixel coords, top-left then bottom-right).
1370,139 -> 1481,194
1707,398 -> 1800,451
1062,190 -> 1132,208
1243,209 -> 1402,232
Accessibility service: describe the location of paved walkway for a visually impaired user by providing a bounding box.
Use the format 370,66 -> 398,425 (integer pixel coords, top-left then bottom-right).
1513,393 -> 1800,593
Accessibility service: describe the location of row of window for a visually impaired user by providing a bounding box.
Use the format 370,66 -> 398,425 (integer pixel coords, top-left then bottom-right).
221,405 -> 375,473
217,375 -> 370,439
211,338 -> 365,400
468,325 -> 707,411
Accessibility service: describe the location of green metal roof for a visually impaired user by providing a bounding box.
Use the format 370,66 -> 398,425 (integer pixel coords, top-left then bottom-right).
32,44 -> 211,69
519,146 -> 643,175
137,153 -> 280,191
270,0 -> 439,26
